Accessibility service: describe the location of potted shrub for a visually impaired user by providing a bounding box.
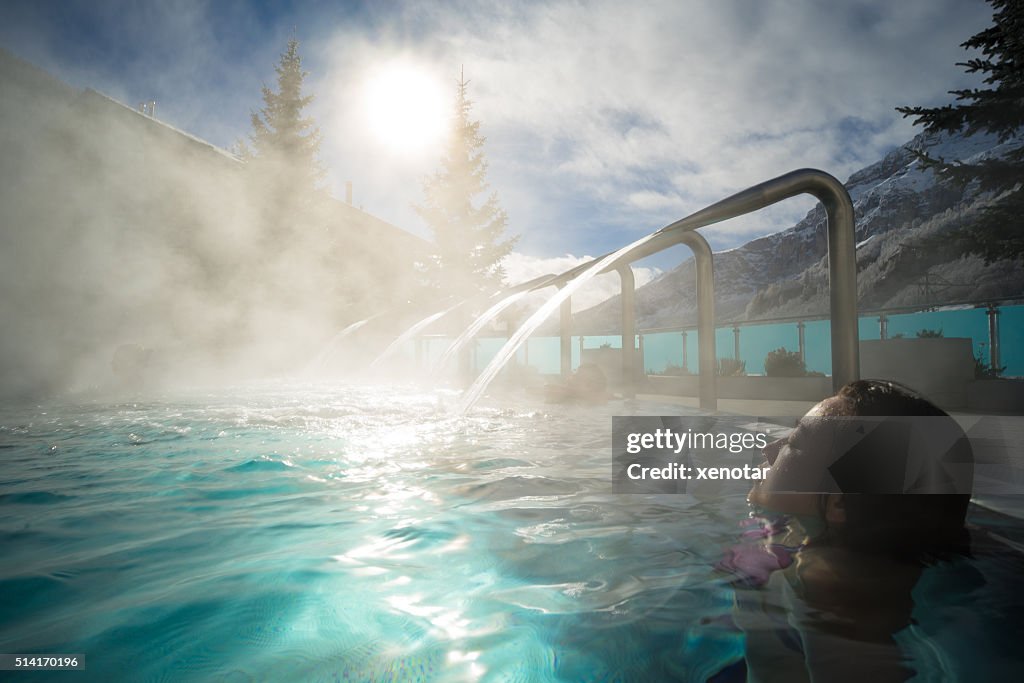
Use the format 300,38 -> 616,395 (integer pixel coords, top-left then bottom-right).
764,347 -> 806,377
716,357 -> 746,377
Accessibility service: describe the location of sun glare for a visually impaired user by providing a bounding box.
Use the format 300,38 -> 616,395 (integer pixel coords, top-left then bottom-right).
363,63 -> 447,155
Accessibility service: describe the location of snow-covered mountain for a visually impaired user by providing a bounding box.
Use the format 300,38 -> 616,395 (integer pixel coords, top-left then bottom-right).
573,130 -> 1023,333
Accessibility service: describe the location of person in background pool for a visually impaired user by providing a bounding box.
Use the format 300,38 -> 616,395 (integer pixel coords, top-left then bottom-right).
726,379 -> 974,682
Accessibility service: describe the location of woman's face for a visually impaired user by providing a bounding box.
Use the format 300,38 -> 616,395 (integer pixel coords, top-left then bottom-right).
748,397 -> 844,516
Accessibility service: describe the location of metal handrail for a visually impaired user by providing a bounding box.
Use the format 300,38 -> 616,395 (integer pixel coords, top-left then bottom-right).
444,169 -> 857,408
535,168 -> 859,397
535,233 -> 716,407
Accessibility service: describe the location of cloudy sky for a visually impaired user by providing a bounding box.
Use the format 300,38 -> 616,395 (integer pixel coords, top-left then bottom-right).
0,0 -> 993,305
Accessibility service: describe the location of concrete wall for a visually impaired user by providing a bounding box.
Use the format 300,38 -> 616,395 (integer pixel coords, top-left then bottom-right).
645,374 -> 832,402
860,338 -> 975,409
968,380 -> 1024,414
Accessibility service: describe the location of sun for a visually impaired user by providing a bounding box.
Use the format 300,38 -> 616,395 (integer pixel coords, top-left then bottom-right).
362,63 -> 447,155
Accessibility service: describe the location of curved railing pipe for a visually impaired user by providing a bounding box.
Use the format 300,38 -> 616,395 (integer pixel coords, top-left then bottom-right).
616,264 -> 636,397
677,232 -> 716,410
559,287 -> 572,378
516,168 -> 856,400
565,169 -> 857,392
541,230 -> 717,407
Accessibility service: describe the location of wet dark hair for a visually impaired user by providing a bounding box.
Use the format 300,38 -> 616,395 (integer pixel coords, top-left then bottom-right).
823,378 -> 955,420
818,379 -> 973,560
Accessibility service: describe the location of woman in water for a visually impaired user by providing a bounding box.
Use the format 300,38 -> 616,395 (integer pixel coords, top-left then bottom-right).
727,379 -> 974,682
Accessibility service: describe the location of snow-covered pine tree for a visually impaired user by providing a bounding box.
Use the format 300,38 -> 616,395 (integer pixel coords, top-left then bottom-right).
897,0 -> 1024,262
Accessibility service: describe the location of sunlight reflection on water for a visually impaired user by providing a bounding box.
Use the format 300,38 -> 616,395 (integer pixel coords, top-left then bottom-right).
0,382 -> 758,680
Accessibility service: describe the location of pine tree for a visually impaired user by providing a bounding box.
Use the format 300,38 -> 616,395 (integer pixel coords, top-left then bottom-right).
238,37 -> 346,349
896,0 -> 1024,262
244,37 -> 326,240
416,71 -> 518,297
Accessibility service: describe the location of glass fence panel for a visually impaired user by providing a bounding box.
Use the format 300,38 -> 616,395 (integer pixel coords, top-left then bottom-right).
641,331 -> 683,374
859,316 -> 881,341
802,320 -> 833,375
526,337 -> 562,375
685,331 -> 699,373
886,307 -> 988,358
579,335 -> 623,350
733,323 -> 800,375
433,303 -> 1021,380
715,327 -> 735,367
473,337 -> 507,372
1000,304 -> 1023,377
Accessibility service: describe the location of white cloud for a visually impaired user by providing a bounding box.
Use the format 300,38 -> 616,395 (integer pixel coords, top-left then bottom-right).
313,0 -> 991,254
627,190 -> 688,212
502,251 -> 661,312
7,0 -> 988,259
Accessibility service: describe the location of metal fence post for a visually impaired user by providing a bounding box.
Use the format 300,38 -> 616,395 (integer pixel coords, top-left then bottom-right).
987,304 -> 1001,371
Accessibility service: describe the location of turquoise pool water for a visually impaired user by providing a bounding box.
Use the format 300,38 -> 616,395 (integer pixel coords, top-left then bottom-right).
1,384 -> 1021,681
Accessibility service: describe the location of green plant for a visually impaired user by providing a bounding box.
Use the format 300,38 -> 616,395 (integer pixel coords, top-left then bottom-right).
655,363 -> 691,376
764,347 -> 807,377
915,328 -> 944,338
891,333 -> 905,339
974,354 -> 1006,379
716,357 -> 746,377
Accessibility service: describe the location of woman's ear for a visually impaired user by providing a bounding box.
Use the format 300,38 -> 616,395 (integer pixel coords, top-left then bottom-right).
824,494 -> 846,525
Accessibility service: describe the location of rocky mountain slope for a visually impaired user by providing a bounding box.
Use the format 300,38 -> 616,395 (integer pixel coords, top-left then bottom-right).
573,130 -> 1023,333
